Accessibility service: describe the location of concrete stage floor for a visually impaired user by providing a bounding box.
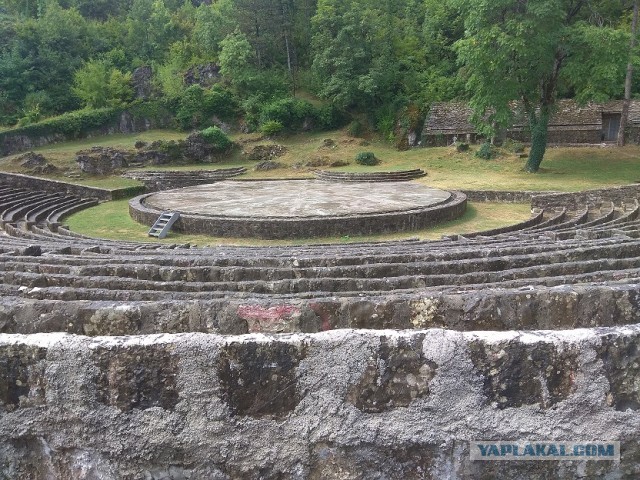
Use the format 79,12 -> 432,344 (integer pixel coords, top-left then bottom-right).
143,180 -> 452,218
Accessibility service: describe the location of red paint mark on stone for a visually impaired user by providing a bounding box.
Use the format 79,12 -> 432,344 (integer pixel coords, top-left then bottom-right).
237,305 -> 299,321
237,305 -> 300,333
310,303 -> 333,331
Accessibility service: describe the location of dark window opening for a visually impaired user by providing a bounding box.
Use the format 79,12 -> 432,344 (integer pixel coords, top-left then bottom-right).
602,113 -> 621,142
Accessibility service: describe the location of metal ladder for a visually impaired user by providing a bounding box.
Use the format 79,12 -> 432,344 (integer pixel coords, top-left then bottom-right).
148,212 -> 180,239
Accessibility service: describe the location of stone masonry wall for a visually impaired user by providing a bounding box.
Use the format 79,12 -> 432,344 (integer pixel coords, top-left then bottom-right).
0,111 -> 164,157
0,172 -> 143,201
1,327 -> 640,479
532,184 -> 640,210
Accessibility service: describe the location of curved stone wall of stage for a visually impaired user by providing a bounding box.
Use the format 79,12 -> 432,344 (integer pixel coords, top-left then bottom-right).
129,182 -> 468,239
1,327 -> 639,479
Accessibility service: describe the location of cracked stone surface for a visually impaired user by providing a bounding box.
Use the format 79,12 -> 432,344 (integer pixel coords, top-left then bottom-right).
143,180 -> 451,218
1,328 -> 640,479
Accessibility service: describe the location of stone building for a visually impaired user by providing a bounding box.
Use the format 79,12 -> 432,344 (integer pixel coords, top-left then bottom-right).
422,99 -> 640,146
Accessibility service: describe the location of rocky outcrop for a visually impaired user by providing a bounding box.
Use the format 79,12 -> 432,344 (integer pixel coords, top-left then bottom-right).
246,144 -> 288,161
131,66 -> 153,100
183,63 -> 221,87
76,147 -> 129,175
183,132 -> 226,163
254,160 -> 284,171
16,152 -> 58,174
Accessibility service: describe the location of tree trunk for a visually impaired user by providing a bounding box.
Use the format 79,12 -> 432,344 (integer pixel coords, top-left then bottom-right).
526,110 -> 550,173
618,0 -> 639,147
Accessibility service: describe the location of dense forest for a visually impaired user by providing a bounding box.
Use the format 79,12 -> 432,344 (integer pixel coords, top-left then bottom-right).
0,0 -> 637,166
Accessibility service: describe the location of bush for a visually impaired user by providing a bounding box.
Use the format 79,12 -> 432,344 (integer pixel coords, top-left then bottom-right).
317,103 -> 348,130
455,142 -> 469,152
375,106 -> 397,142
259,98 -> 317,130
175,85 -> 239,130
355,151 -> 380,166
347,120 -> 363,137
260,120 -> 284,136
202,86 -> 239,120
475,142 -> 494,160
0,107 -> 121,142
201,126 -> 232,151
503,138 -> 525,153
155,140 -> 182,161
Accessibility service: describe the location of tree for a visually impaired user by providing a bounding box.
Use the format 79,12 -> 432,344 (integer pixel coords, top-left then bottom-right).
454,0 -> 627,172
125,0 -> 176,63
619,0 -> 639,146
9,2 -> 94,113
192,0 -> 238,55
72,59 -> 133,108
311,0 -> 399,110
219,30 -> 254,88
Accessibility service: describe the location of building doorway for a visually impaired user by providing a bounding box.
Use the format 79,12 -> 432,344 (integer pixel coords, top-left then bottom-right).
602,113 -> 621,142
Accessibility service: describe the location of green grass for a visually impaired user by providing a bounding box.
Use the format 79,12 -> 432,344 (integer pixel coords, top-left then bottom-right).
0,129 -> 184,189
32,126 -> 631,244
66,199 -> 532,246
2,127 -> 639,192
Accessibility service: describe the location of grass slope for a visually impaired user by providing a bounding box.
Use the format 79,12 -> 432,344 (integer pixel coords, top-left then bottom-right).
1,128 -> 639,192
66,199 -> 532,246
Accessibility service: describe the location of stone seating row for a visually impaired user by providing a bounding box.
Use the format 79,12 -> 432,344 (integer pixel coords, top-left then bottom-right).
0,188 -> 99,230
0,185 -> 638,336
313,168 -> 426,182
122,167 -> 247,191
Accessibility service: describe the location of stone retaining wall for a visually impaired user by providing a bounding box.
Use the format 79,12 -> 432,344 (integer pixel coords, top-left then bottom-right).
1,326 -> 639,479
532,184 -> 640,209
2,282 -> 640,335
314,169 -> 426,182
462,190 -> 558,203
129,191 -> 468,239
0,172 -> 143,201
0,111 -> 164,157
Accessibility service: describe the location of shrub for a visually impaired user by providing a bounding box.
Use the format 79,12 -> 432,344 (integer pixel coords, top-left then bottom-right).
260,120 -> 284,136
201,126 -> 232,151
155,140 -> 182,160
455,142 -> 469,152
475,142 -> 494,160
355,151 -> 380,166
503,138 -> 525,153
375,106 -> 396,142
175,85 -> 239,130
0,107 -> 121,142
259,98 -> 317,130
347,120 -> 363,137
175,85 -> 206,130
317,103 -> 348,130
202,86 -> 239,120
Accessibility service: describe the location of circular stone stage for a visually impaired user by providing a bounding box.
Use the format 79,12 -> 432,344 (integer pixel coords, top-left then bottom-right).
130,180 -> 467,239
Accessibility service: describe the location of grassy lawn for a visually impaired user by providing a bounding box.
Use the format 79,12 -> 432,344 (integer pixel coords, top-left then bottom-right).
1,128 -> 639,192
231,131 -> 640,192
0,130 -> 185,189
14,127 -> 628,244
66,199 -> 532,246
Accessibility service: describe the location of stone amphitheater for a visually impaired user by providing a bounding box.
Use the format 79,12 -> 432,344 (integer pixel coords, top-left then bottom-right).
0,169 -> 639,479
